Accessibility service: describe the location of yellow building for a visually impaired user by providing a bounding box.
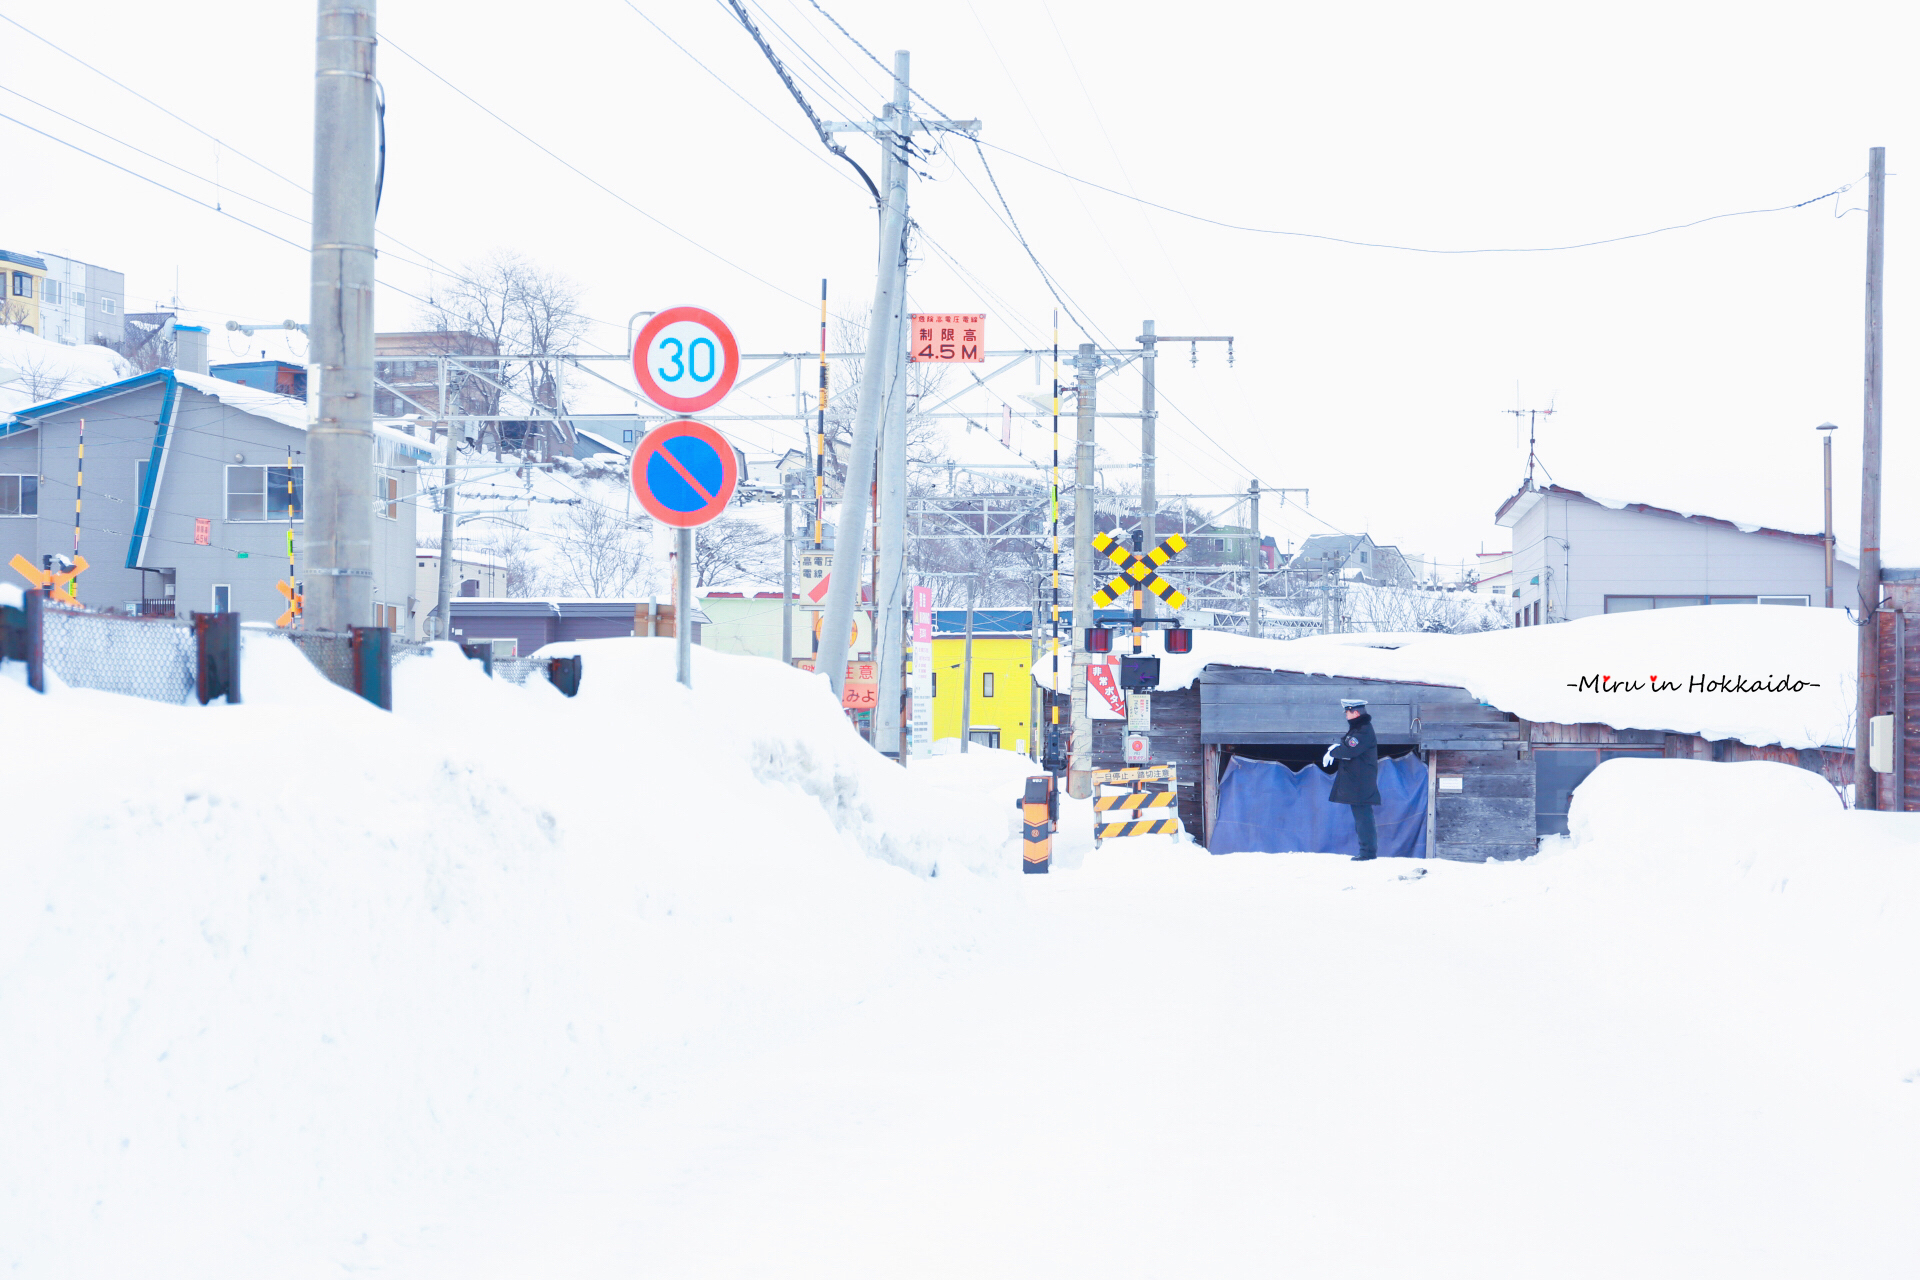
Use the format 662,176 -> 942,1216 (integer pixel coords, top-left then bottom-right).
927,630 -> 1035,753
1,251 -> 46,334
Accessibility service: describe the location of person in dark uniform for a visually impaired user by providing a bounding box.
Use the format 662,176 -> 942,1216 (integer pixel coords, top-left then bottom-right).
1323,697 -> 1382,860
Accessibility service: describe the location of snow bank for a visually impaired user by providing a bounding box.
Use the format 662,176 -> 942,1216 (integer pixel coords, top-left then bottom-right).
0,328 -> 134,414
0,636 -> 1030,1274
1043,606 -> 1854,749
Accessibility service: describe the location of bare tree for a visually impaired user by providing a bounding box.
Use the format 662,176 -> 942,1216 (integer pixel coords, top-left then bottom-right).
14,352 -> 72,402
693,516 -> 781,587
418,251 -> 588,456
477,523 -> 544,598
548,498 -> 654,597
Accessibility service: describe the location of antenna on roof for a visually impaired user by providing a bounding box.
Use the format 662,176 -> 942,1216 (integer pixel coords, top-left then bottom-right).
1503,402 -> 1557,491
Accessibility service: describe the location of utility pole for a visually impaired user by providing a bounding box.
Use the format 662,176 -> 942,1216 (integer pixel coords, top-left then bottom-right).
431,360 -> 456,641
1245,480 -> 1261,637
307,0 -> 378,635
1069,341 -> 1098,798
1818,422 -> 1837,609
1856,146 -> 1886,809
817,54 -> 979,711
1136,327 -> 1233,620
782,471 -> 796,664
875,293 -> 911,758
1139,321 -> 1158,618
960,577 -> 976,754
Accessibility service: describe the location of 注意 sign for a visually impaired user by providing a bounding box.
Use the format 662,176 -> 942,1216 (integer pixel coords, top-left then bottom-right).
910,313 -> 984,363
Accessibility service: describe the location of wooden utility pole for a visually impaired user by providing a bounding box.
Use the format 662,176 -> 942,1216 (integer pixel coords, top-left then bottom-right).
1856,147 -> 1886,808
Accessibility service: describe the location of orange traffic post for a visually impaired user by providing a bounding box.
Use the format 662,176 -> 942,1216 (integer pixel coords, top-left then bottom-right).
1019,774 -> 1055,874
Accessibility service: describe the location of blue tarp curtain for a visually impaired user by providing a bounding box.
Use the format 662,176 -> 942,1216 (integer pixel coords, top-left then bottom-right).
1211,755 -> 1429,858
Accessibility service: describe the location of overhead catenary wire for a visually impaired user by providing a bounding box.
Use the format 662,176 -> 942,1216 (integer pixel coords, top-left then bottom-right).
974,139 -> 1863,255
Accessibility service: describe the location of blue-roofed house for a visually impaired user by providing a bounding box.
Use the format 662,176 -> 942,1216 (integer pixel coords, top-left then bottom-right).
0,368 -> 433,631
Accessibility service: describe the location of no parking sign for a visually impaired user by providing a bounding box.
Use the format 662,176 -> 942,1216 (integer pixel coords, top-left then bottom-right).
630,419 -> 739,528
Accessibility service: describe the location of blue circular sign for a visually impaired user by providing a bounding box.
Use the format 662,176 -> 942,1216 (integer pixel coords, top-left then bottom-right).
629,419 -> 739,528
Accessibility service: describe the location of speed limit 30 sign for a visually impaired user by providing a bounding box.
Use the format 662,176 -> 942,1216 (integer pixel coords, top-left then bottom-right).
633,306 -> 741,413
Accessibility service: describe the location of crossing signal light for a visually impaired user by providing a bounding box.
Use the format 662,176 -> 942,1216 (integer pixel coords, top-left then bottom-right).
1084,626 -> 1111,653
1164,628 -> 1193,654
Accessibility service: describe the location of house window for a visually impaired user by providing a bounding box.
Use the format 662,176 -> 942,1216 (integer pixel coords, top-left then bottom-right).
622,429 -> 635,444
1532,601 -> 1541,625
377,472 -> 400,520
372,603 -> 399,629
0,474 -> 38,516
211,584 -> 231,613
1359,551 -> 1370,563
11,272 -> 32,297
72,291 -> 84,308
969,728 -> 1001,749
1605,594 -> 1800,612
226,464 -> 304,521
1758,595 -> 1810,606
99,297 -> 118,315
1214,538 -> 1227,551
982,671 -> 995,698
930,672 -> 937,698
42,279 -> 60,305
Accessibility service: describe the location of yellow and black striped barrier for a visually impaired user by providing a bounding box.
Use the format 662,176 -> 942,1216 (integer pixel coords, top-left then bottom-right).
1091,765 -> 1183,846
1018,774 -> 1057,874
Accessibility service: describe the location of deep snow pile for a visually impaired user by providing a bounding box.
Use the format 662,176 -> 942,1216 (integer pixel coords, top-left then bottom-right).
1041,605 -> 1855,748
0,637 -> 1034,1274
6,640 -> 1918,1277
0,328 -> 135,413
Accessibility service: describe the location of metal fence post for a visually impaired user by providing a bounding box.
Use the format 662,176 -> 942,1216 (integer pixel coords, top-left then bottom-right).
24,590 -> 44,693
350,625 -> 392,710
192,610 -> 242,705
546,654 -> 582,697
458,641 -> 493,676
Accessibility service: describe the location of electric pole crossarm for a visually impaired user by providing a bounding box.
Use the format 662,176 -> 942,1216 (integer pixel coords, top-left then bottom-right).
820,119 -> 981,135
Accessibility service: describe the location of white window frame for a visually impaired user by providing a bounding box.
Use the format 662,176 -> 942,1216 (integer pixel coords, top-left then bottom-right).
225,463 -> 305,523
0,473 -> 38,517
982,671 -> 995,698
211,584 -> 232,613
98,296 -> 118,315
377,471 -> 400,520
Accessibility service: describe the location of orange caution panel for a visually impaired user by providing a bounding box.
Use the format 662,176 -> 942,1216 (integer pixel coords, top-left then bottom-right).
1019,774 -> 1056,874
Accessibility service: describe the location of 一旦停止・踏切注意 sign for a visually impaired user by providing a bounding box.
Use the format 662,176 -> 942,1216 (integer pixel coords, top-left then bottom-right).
909,313 -> 984,363
633,306 -> 741,413
630,419 -> 740,528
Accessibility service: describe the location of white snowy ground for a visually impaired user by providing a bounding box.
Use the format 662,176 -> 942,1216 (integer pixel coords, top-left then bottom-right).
4,639 -> 1918,1277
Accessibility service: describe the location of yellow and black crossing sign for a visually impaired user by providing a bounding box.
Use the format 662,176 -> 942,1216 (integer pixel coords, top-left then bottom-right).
1091,531 -> 1187,609
1093,789 -> 1180,839
1090,764 -> 1184,846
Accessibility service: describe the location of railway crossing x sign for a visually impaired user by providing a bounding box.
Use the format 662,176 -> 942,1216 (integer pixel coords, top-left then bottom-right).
1091,531 -> 1188,609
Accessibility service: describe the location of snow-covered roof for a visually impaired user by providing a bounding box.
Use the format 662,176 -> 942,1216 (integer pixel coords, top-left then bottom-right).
1495,481 -> 1912,569
1037,606 -> 1856,750
4,363 -> 437,463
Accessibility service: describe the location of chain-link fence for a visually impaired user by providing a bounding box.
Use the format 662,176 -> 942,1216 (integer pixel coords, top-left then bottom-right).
42,608 -> 197,704
283,630 -> 355,691
491,655 -> 548,686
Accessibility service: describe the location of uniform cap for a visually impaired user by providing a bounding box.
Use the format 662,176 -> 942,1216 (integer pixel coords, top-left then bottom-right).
1339,698 -> 1368,709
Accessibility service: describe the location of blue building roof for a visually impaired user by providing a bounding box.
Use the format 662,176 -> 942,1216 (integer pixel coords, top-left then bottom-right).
0,250 -> 48,270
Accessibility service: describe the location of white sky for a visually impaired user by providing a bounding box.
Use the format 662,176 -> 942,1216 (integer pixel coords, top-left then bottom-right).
1,0 -> 1912,570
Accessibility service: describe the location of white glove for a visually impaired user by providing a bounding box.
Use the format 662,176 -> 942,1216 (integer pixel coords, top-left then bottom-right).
1322,746 -> 1336,768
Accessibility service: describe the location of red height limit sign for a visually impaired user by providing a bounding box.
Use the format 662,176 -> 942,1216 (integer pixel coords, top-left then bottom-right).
910,313 -> 985,363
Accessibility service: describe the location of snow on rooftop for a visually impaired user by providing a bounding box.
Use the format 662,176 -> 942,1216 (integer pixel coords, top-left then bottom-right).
0,328 -> 134,415
1038,606 -> 1855,750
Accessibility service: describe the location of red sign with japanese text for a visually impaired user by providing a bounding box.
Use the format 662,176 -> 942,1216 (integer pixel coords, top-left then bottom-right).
193,518 -> 211,546
842,660 -> 879,710
910,313 -> 985,363
1086,657 -> 1126,716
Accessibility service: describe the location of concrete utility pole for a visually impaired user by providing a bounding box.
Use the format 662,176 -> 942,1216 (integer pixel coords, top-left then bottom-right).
817,54 -> 980,714
1245,480 -> 1261,637
960,577 -> 976,754
1818,422 -> 1837,609
1069,341 -> 1098,798
1856,146 -> 1887,808
432,361 -> 456,641
875,286 -> 911,758
307,0 -> 377,634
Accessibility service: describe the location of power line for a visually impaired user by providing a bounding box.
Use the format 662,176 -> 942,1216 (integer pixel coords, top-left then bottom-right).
976,140 -> 1863,254
381,35 -> 822,313
0,9 -> 461,280
712,0 -> 879,203
619,0 -> 864,193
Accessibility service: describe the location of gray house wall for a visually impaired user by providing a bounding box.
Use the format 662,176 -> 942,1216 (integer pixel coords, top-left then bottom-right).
1501,488 -> 1852,623
0,379 -> 418,629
